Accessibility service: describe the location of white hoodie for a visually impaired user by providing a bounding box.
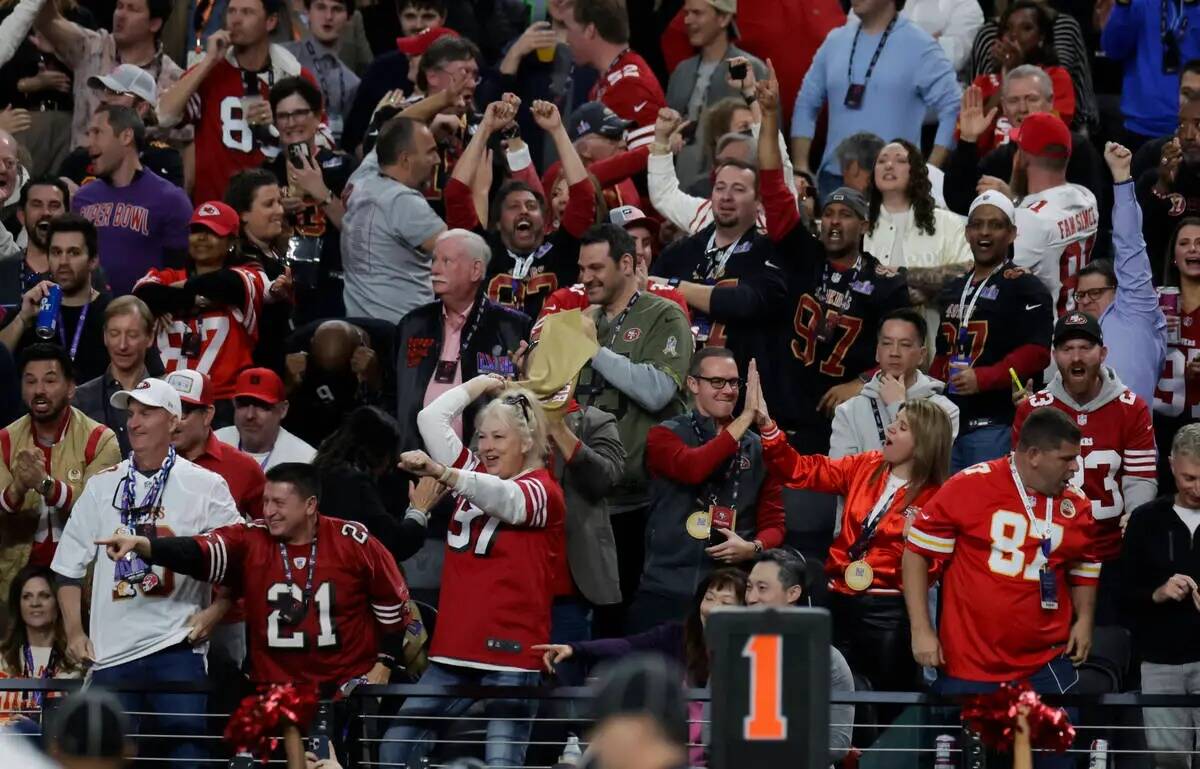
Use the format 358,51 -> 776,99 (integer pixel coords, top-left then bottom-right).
830,370 -> 960,458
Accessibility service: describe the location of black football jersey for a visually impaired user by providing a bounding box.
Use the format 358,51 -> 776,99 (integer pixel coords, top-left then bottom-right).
483,229 -> 582,322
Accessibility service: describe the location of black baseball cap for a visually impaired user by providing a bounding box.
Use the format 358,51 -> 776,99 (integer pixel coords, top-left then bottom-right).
567,101 -> 634,142
590,654 -> 688,746
1053,311 -> 1103,346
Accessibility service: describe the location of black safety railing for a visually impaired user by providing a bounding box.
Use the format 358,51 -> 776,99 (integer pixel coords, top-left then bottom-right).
2,681 -> 1200,768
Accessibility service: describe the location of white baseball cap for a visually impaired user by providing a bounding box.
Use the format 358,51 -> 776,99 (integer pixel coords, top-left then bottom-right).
109,378 -> 182,418
87,64 -> 157,104
968,189 -> 1016,224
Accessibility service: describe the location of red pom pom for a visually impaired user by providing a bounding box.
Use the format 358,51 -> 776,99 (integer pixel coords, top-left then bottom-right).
961,683 -> 1075,754
224,684 -> 319,762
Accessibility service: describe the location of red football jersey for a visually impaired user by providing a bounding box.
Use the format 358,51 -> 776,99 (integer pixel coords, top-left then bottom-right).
197,515 -> 411,686
1012,386 -> 1156,558
431,449 -> 565,671
135,264 -> 268,399
1154,305 -> 1200,421
588,50 -> 664,150
906,457 -> 1101,681
183,55 -> 316,204
537,282 -> 691,323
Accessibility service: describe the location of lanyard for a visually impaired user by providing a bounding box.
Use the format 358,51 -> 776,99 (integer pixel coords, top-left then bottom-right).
581,291 -> 641,409
956,263 -> 1003,352
278,535 -> 319,607
697,231 -> 743,282
689,412 -> 744,511
57,302 -> 89,362
847,15 -> 898,88
453,301 -> 483,361
1008,454 -> 1053,553
121,446 -> 176,527
238,440 -> 274,470
604,290 -> 641,347
868,397 -> 887,445
507,243 -> 553,281
1163,0 -> 1189,38
847,475 -> 907,561
820,255 -> 862,312
22,644 -> 55,707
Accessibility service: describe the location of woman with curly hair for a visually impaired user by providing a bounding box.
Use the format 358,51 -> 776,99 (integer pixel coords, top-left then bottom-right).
865,140 -> 971,303
0,565 -> 80,718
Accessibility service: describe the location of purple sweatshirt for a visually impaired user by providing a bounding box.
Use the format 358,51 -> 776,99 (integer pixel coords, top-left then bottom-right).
73,169 -> 192,296
1102,180 -> 1167,404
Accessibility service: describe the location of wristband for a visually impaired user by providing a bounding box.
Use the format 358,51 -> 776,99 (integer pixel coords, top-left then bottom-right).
437,465 -> 454,484
650,141 -> 671,155
376,653 -> 398,670
667,277 -> 681,288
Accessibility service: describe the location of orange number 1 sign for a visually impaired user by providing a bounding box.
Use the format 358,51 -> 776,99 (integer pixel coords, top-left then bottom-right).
742,634 -> 787,740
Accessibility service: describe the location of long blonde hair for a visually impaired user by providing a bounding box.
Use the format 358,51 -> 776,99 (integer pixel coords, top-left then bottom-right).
870,399 -> 953,506
474,385 -> 549,471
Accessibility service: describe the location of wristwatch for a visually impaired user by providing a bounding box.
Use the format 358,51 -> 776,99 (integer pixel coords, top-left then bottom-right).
667,277 -> 681,288
38,477 -> 54,496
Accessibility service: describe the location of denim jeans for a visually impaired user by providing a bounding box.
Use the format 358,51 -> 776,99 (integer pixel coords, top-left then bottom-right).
379,662 -> 540,768
90,642 -> 208,769
935,656 -> 1079,769
951,424 -> 1012,474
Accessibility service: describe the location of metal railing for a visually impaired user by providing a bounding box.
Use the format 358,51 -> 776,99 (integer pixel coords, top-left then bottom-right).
3,681 -> 1200,768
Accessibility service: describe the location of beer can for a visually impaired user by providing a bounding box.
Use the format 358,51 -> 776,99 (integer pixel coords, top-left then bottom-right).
35,283 -> 61,340
934,733 -> 955,768
1160,286 -> 1181,344
1088,738 -> 1108,769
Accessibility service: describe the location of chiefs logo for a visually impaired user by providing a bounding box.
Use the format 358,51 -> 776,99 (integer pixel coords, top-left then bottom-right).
197,203 -> 222,217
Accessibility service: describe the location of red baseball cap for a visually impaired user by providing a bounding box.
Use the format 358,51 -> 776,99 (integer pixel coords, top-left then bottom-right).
396,26 -> 458,56
165,370 -> 214,407
190,201 -> 240,238
1010,112 -> 1072,160
233,368 -> 286,405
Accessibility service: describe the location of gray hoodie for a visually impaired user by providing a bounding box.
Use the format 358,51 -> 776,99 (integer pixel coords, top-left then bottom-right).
830,371 -> 961,459
1030,365 -> 1157,522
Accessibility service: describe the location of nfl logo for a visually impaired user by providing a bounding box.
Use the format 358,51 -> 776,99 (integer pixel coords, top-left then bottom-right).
294,557 -> 307,568
1077,414 -> 1087,425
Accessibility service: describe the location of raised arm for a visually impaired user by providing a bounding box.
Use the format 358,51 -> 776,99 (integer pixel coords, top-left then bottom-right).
415,375 -> 507,465
158,31 -> 230,128
33,0 -> 86,67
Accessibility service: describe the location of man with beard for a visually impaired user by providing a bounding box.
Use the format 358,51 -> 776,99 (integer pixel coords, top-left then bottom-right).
72,105 -> 191,296
282,318 -> 391,447
0,179 -> 68,308
1,215 -> 112,383
1013,312 -> 1156,618
932,191 -> 1054,472
651,157 -> 772,356
446,97 -> 594,320
0,343 -> 119,602
1137,98 -> 1200,277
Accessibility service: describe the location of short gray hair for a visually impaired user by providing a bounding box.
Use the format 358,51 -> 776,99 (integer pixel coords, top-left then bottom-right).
1173,423 -> 1200,460
835,132 -> 885,174
437,228 -> 492,271
1002,65 -> 1054,101
715,132 -> 754,158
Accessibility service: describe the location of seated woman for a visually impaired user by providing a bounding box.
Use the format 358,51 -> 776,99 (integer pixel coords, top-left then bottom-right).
132,201 -> 270,426
0,566 -> 81,724
758,393 -> 953,694
383,374 -> 565,769
534,568 -> 747,767
967,0 -> 1076,154
865,140 -> 972,302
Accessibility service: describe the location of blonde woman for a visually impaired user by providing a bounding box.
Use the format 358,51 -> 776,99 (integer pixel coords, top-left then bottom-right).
755,377 -> 953,694
387,374 -> 566,769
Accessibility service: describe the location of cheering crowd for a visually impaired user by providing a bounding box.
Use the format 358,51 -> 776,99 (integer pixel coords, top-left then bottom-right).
0,0 -> 1197,767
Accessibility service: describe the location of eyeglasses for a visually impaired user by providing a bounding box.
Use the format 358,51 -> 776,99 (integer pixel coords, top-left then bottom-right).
1073,286 -> 1115,302
693,376 -> 743,390
275,108 -> 314,123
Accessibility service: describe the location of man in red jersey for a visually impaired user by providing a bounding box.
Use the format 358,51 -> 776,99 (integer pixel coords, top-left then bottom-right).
903,407 -> 1100,745
1013,313 -> 1157,551
157,0 -> 317,204
563,0 -> 665,150
95,461 -> 411,690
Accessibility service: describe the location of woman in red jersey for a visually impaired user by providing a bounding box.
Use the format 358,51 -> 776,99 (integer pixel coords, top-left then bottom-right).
753,373 -> 952,693
390,374 -> 566,769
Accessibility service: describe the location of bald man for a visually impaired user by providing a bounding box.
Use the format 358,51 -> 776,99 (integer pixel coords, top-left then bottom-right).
0,130 -> 26,260
281,317 -> 393,447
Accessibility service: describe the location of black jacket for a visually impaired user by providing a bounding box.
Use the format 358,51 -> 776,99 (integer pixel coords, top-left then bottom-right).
394,296 -> 531,453
1118,495 -> 1200,664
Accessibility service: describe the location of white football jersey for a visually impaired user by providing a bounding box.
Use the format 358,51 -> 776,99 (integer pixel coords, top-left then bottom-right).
51,456 -> 242,669
1013,183 -> 1099,316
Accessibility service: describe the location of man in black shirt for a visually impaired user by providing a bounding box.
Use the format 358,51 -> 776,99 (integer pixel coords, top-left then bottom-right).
932,190 -> 1054,472
0,214 -> 110,384
264,76 -> 357,324
0,179 -> 69,309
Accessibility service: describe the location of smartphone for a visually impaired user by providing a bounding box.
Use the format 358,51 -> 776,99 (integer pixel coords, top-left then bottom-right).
287,143 -> 308,170
307,701 -> 333,760
728,60 -> 748,80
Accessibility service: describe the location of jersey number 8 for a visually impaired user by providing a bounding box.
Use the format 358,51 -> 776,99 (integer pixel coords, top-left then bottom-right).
987,509 -> 1064,580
